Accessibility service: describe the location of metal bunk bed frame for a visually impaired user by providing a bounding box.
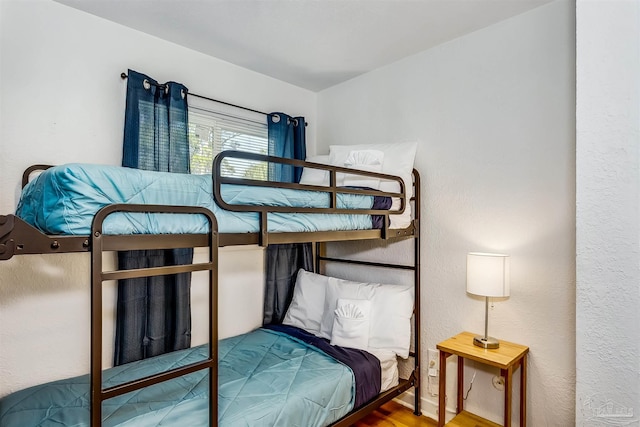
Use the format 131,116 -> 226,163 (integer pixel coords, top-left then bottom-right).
0,152 -> 421,426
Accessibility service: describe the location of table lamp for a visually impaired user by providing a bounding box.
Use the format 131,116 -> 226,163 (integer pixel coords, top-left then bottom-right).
466,252 -> 510,349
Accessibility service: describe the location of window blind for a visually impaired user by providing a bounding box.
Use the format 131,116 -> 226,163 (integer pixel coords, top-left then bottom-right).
189,106 -> 268,179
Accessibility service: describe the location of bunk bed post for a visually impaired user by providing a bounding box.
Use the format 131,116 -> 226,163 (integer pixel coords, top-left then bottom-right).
412,169 -> 421,415
259,212 -> 268,247
209,227 -> 219,427
315,241 -> 324,274
90,225 -> 104,427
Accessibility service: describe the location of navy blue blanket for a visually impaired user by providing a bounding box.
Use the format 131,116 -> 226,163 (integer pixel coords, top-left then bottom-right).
371,194 -> 392,229
340,185 -> 392,229
264,324 -> 382,408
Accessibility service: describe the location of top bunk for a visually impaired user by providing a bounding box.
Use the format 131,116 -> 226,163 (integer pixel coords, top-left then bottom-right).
0,151 -> 420,260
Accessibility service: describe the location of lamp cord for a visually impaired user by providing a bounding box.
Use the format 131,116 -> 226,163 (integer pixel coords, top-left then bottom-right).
463,370 -> 477,400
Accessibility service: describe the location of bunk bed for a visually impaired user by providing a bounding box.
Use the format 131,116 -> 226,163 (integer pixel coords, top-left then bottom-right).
0,151 -> 421,427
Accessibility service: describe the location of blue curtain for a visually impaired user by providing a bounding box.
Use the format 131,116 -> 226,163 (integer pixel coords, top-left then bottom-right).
122,70 -> 190,172
115,70 -> 193,365
263,113 -> 312,325
267,113 -> 305,183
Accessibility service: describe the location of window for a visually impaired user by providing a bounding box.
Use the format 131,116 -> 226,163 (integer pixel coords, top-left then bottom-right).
188,106 -> 268,179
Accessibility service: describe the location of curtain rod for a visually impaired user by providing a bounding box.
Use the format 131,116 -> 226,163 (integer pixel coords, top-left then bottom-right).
120,72 -> 268,117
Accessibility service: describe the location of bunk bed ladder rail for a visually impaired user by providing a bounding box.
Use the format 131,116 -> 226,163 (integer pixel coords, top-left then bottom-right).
89,204 -> 219,427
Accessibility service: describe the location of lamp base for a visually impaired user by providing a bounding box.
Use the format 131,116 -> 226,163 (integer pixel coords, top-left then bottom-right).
473,335 -> 500,349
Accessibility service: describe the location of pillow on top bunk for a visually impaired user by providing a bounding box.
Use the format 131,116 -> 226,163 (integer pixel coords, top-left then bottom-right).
299,155 -> 330,186
298,143 -> 417,229
337,149 -> 384,189
329,142 -> 417,229
319,275 -> 414,358
329,142 -> 417,194
282,269 -> 328,335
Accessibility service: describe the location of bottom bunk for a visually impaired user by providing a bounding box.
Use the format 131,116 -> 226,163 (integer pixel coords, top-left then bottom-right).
0,325 -> 412,427
0,198 -> 421,426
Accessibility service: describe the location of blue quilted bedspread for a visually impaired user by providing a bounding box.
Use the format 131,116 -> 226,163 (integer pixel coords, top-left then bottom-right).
0,328 -> 359,427
16,163 -> 384,235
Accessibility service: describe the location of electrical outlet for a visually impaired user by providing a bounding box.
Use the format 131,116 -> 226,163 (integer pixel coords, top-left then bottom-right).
427,348 -> 439,371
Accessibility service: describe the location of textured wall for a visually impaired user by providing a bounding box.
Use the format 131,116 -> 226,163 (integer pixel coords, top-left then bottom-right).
317,1 -> 576,424
575,1 -> 640,424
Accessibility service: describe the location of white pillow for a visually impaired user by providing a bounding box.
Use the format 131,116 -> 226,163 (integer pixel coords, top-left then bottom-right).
282,269 -> 328,335
318,277 -> 376,340
368,281 -> 414,358
319,275 -> 415,358
299,155 -> 330,186
329,142 -> 416,194
332,149 -> 384,189
330,298 -> 372,351
329,142 -> 418,229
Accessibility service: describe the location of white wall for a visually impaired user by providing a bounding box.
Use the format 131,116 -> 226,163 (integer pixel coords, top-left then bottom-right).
317,1 -> 575,425
576,1 -> 640,425
0,0 -> 316,397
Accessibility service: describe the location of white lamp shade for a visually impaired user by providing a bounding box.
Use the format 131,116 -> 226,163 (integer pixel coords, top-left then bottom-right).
466,252 -> 510,297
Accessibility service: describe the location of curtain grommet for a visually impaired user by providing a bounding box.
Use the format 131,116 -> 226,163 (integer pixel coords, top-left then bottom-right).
271,114 -> 281,124
143,79 -> 151,90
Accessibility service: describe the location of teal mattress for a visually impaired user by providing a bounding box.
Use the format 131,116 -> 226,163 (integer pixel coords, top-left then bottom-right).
0,328 -> 355,426
16,163 -> 380,235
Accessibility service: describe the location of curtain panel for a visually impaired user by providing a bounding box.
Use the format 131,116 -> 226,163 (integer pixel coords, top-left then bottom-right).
263,112 -> 312,325
267,113 -> 305,183
115,70 -> 193,365
122,70 -> 190,173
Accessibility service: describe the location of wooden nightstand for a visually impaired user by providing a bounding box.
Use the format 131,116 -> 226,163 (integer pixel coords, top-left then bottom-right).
436,332 -> 529,427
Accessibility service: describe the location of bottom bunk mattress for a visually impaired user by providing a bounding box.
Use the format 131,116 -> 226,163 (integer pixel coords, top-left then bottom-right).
0,326 -> 381,427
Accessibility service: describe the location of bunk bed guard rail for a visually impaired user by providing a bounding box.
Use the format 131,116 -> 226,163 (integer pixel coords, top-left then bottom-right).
212,150 -> 408,245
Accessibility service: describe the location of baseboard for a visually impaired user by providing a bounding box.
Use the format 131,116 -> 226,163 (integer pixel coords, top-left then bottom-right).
394,390 -> 438,420
394,390 -> 457,422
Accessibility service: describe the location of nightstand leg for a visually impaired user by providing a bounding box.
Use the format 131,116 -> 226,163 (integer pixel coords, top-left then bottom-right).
521,354 -> 527,427
438,350 -> 448,427
457,356 -> 464,414
503,367 -> 513,427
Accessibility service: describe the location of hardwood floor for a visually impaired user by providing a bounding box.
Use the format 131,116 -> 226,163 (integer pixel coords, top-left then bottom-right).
352,401 -> 437,427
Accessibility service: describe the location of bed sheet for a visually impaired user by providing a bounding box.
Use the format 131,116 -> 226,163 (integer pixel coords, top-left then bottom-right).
16,163 -> 390,236
0,328 -> 358,427
369,349 -> 399,392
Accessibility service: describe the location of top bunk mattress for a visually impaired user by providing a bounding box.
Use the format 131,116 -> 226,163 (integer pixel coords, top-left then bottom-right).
15,163 -> 396,236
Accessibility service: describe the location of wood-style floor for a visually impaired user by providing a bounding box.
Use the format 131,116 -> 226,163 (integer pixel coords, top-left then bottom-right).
352,401 -> 437,427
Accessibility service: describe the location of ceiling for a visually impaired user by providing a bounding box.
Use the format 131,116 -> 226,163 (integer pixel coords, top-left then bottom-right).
55,0 -> 553,92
